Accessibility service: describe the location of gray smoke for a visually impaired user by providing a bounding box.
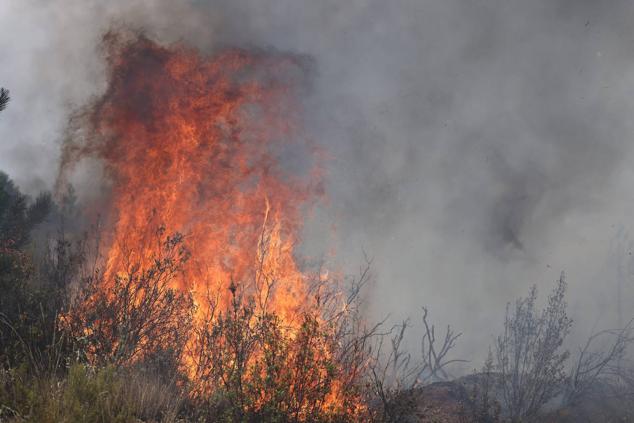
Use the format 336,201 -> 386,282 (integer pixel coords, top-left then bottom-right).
2,0 -> 634,364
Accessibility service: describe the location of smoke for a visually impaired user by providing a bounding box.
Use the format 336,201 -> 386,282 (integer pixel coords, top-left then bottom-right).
3,0 -> 634,363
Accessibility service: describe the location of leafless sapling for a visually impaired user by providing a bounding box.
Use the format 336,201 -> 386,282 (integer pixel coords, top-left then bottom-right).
418,306 -> 467,382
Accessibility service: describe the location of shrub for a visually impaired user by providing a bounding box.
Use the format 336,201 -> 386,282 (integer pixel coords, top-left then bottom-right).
188,279 -> 370,422
0,364 -> 182,422
0,172 -> 60,373
64,227 -> 194,369
494,272 -> 572,422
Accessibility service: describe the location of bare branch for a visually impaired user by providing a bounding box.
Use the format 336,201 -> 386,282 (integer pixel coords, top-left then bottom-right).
565,319 -> 634,405
418,306 -> 467,383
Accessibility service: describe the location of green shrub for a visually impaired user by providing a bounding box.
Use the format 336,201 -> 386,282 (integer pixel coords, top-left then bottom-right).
0,364 -> 183,423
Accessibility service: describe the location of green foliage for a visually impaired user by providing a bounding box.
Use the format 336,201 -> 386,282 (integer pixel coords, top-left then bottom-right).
51,364 -> 133,423
0,172 -> 51,250
0,364 -> 181,422
0,88 -> 9,112
0,172 -> 385,422
0,172 -> 59,372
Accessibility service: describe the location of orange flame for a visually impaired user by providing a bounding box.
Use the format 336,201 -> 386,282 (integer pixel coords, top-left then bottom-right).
65,33 -> 323,315
59,33 -> 370,418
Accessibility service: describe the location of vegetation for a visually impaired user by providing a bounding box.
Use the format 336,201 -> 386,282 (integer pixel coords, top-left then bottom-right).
0,172 -> 392,422
1,364 -> 183,423
494,273 -> 572,422
1,169 -> 634,422
0,88 -> 9,112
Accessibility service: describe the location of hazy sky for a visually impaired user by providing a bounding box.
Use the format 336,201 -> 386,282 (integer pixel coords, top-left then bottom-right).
2,0 -> 634,364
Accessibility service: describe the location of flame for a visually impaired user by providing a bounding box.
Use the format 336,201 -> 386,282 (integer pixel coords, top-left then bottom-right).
59,33 -> 368,417
66,33 -> 322,317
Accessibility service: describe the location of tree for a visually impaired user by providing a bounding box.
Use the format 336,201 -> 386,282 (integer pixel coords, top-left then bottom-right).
0,172 -> 54,372
419,306 -> 467,382
0,172 -> 51,249
0,88 -> 9,112
495,272 -> 572,422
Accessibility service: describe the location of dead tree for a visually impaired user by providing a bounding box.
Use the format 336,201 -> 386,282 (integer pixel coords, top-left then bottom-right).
366,306 -> 466,422
418,306 -> 467,382
495,272 -> 572,422
564,319 -> 634,405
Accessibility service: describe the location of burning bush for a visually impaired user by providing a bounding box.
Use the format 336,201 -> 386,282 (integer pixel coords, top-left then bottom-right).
187,264 -> 373,421
51,30 -> 381,420
64,227 -> 194,369
0,31 -> 466,422
60,226 -> 373,421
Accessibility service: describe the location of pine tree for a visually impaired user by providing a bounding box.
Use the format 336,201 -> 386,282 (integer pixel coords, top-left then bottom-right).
0,87 -> 9,112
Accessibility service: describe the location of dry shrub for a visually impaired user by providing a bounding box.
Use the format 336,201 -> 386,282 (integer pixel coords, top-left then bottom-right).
494,272 -> 572,422
187,266 -> 375,422
60,226 -> 388,422
64,227 -> 194,369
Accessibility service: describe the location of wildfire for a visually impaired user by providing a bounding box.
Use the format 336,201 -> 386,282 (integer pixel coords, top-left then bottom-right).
62,32 -> 322,316
57,32 -> 368,418
61,34 -> 364,420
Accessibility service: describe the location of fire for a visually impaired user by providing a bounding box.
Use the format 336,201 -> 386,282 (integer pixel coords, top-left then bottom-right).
58,33 -> 367,418
63,32 -> 321,317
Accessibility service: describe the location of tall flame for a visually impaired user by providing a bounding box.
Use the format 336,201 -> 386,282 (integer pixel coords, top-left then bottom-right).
58,33 -> 372,419
63,33 -> 323,320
